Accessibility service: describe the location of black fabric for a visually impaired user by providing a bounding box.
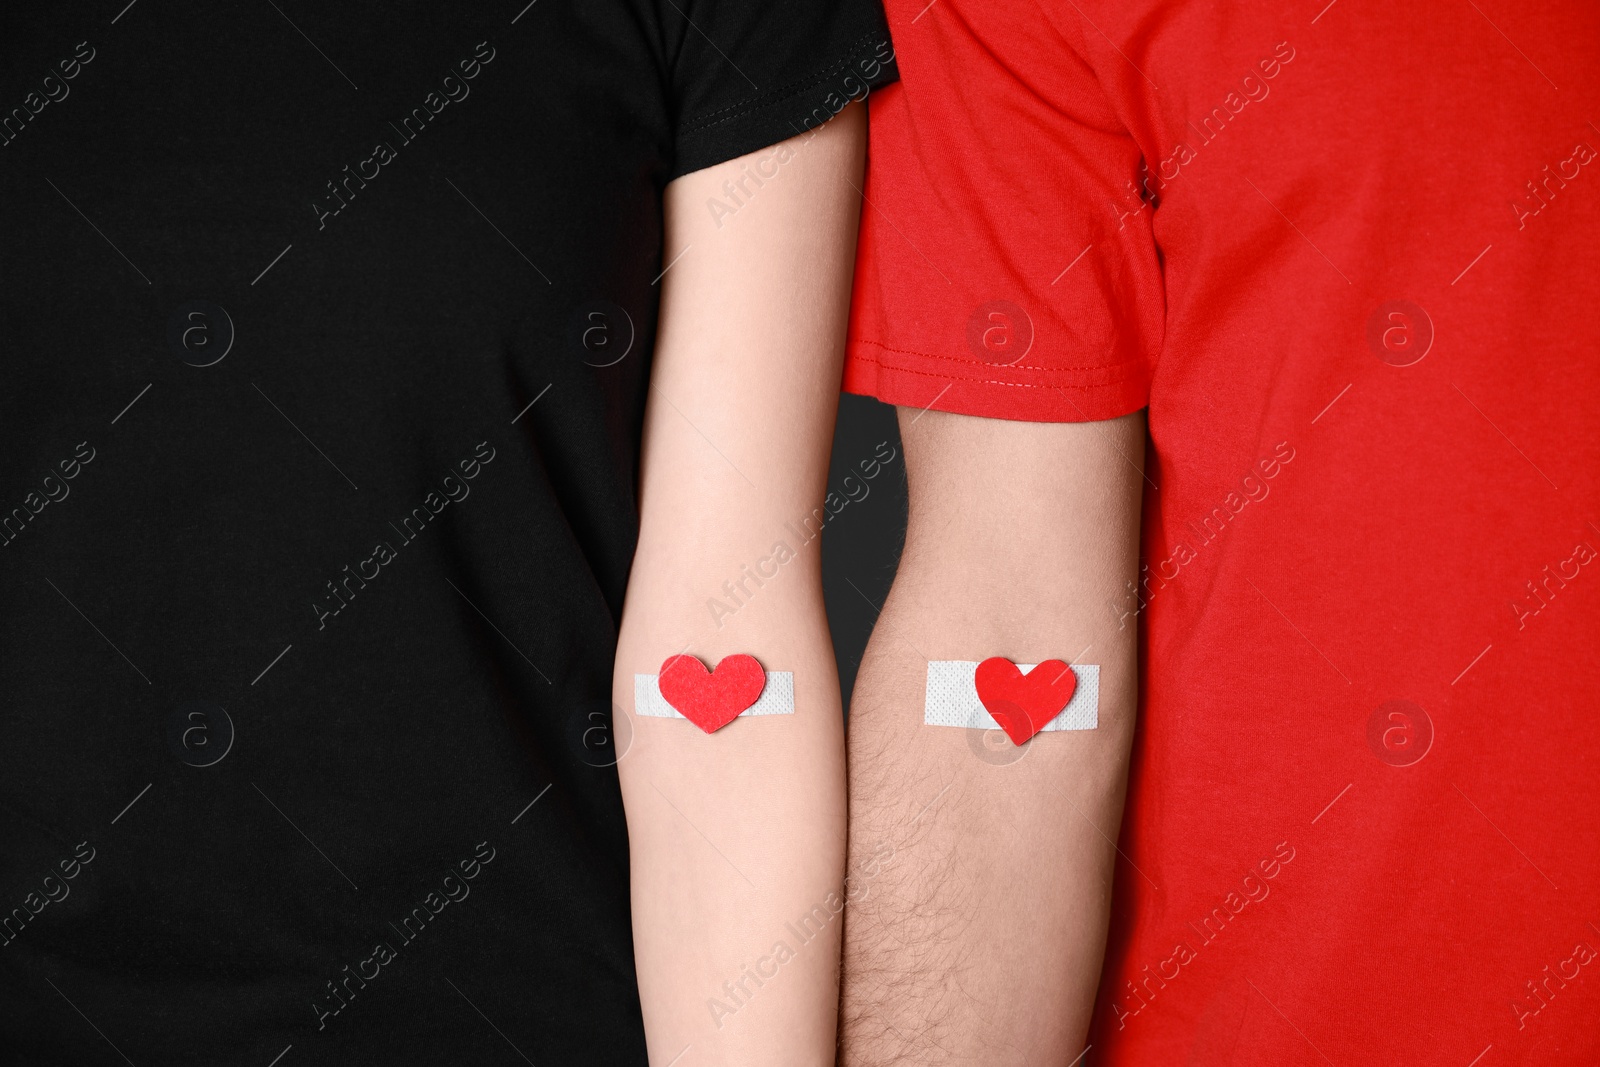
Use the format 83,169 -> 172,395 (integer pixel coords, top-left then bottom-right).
0,2 -> 894,1064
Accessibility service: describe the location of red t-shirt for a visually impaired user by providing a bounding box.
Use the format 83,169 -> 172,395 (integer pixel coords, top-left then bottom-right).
846,2 -> 1600,1063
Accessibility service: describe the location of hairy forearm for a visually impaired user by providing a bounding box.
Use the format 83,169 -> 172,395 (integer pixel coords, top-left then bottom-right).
839,409 -> 1143,1066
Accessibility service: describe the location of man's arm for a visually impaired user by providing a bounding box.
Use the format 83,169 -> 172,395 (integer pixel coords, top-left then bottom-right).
613,103 -> 865,1066
840,407 -> 1145,1065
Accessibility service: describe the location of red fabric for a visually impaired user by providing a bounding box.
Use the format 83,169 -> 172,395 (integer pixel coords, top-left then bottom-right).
848,2 -> 1600,1064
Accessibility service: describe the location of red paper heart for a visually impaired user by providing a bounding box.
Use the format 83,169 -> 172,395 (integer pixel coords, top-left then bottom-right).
658,654 -> 767,734
974,658 -> 1077,746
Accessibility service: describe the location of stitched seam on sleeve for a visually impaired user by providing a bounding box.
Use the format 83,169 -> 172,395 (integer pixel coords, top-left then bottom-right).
851,344 -> 1142,391
854,339 -> 1141,377
679,29 -> 886,136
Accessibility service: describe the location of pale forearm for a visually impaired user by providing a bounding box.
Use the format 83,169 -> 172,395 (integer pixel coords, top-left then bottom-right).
613,102 -> 867,1065
616,548 -> 846,1066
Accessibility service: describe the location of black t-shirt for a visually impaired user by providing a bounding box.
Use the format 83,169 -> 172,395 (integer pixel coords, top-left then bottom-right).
0,3 -> 894,1063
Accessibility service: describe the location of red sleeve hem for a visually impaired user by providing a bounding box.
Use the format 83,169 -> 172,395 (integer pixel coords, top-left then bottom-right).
842,339 -> 1149,423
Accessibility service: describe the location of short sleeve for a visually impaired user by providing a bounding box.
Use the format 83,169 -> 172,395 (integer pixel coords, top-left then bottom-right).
843,0 -> 1163,423
667,0 -> 899,179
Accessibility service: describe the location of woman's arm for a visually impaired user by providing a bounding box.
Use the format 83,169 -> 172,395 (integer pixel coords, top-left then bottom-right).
613,102 -> 865,1066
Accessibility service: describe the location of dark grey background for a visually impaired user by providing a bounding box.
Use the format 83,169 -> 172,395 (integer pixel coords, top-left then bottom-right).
821,393 -> 906,715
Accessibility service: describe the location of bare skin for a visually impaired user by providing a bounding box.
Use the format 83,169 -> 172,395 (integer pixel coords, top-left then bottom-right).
839,407 -> 1145,1065
614,103 -> 866,1066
